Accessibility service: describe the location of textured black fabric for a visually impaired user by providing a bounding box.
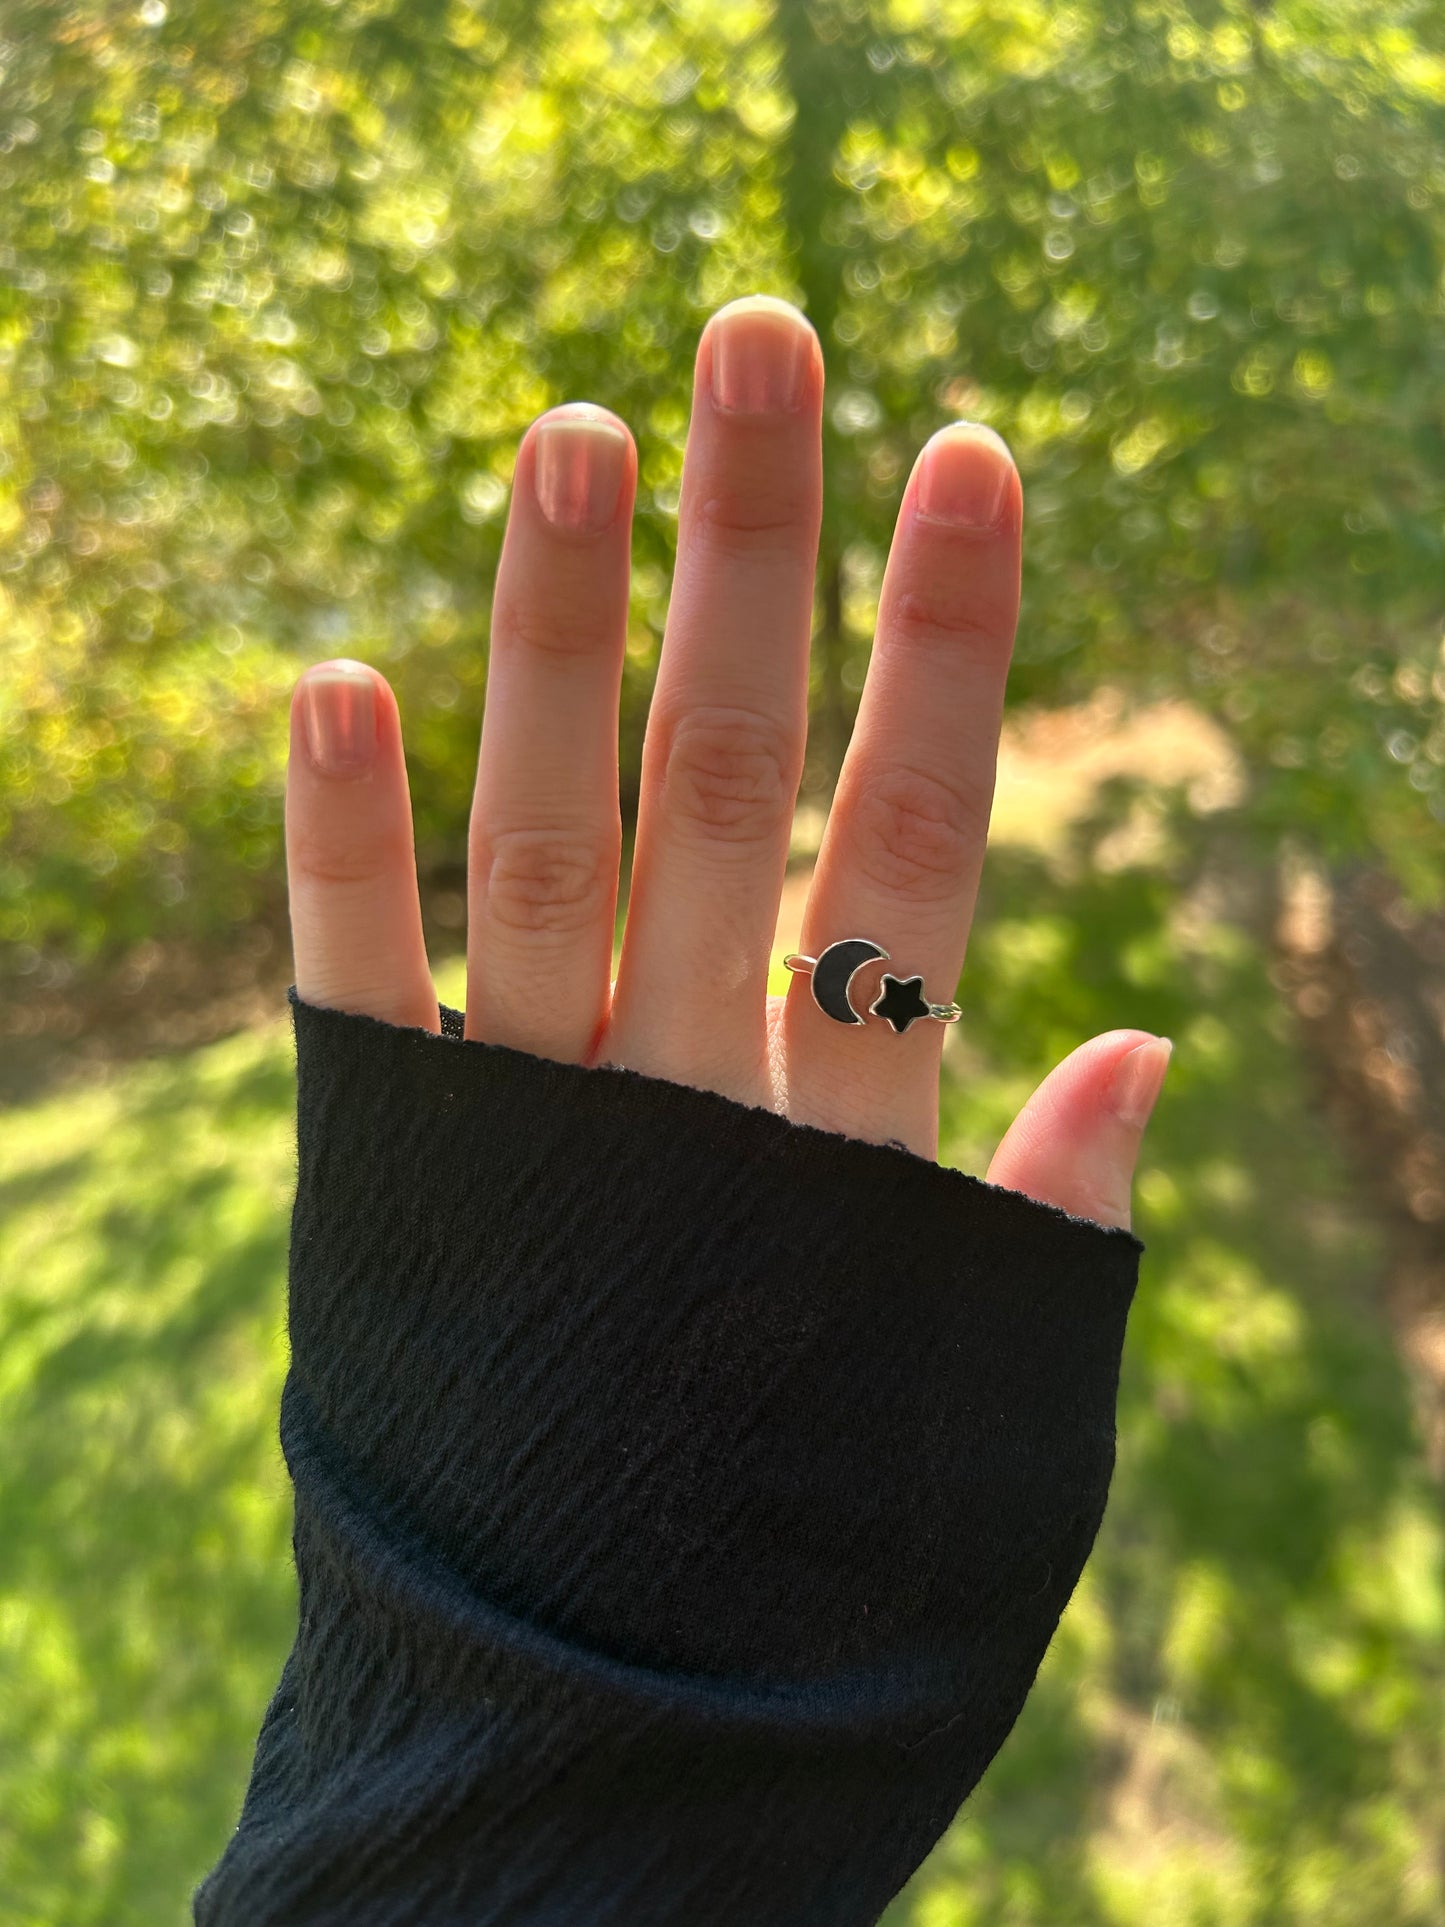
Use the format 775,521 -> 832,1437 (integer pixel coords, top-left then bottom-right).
192,989 -> 1145,1926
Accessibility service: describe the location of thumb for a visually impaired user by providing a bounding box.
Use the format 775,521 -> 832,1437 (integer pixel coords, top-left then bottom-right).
985,1030 -> 1173,1233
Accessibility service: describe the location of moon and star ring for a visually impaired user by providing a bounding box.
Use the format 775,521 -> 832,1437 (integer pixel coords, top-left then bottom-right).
782,939 -> 963,1035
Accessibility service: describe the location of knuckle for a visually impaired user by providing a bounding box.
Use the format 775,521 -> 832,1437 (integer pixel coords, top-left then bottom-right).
693,485 -> 814,559
847,764 -> 988,904
660,704 -> 800,848
289,824 -> 408,890
495,588 -> 601,662
891,585 -> 1014,656
481,824 -> 617,936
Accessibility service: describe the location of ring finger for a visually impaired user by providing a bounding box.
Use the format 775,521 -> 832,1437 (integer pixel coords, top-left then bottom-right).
784,422 -> 1023,1157
466,402 -> 637,1064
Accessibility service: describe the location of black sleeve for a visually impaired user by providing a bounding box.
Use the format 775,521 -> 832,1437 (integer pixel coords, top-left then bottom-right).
192,990 -> 1143,1927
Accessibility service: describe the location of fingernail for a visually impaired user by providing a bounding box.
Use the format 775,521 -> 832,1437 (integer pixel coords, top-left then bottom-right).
1109,1036 -> 1174,1131
534,416 -> 628,534
300,662 -> 377,776
710,297 -> 813,414
914,423 -> 1015,530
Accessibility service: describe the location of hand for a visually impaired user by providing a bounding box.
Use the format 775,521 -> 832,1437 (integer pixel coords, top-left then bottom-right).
283,295 -> 1169,1230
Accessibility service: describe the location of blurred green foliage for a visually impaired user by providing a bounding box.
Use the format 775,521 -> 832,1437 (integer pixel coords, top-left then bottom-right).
3,868 -> 1441,1925
3,0 -> 1445,985
4,9 -> 1444,1921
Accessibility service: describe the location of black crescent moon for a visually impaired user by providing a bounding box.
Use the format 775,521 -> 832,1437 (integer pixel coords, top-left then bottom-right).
811,938 -> 889,1025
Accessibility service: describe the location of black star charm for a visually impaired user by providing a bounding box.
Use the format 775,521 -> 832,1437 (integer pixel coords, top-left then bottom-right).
870,973 -> 931,1034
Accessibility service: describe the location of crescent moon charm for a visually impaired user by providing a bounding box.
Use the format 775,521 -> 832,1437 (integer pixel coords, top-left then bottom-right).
797,938 -> 889,1025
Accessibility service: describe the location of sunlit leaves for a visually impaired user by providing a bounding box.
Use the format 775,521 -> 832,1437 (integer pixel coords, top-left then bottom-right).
2,0 -> 1445,974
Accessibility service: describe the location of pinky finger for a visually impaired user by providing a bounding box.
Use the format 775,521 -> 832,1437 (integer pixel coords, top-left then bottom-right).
984,1030 -> 1173,1233
285,658 -> 439,1034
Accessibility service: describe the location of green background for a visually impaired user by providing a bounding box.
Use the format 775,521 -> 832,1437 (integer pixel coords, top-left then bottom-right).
2,2 -> 1443,1921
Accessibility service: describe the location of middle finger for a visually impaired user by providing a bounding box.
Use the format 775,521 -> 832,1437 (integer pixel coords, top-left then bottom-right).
606,296 -> 824,1102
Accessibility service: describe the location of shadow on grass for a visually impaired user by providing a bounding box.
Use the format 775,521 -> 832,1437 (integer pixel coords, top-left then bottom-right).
0,1029 -> 299,1927
889,792 -> 1443,1926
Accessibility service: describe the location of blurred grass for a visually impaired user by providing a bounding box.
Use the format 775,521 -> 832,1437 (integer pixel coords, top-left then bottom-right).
2,843 -> 1442,1925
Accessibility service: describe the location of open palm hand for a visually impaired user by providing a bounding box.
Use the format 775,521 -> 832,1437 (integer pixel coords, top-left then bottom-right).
284,295 -> 1169,1229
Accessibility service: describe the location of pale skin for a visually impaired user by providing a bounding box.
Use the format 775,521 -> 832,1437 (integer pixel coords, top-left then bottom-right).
285,295 -> 1171,1229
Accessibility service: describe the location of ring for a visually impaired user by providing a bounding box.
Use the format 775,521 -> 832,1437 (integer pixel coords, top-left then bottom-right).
782,939 -> 963,1034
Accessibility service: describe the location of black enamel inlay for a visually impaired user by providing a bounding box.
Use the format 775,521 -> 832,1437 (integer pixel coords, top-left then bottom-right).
871,974 -> 931,1034
810,939 -> 887,1025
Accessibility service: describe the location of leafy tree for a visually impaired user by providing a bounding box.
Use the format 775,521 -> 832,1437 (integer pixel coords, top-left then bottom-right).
2,0 -> 1443,982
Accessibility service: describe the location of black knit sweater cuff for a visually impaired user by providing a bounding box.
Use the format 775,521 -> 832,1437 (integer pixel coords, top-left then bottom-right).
194,991 -> 1144,1927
